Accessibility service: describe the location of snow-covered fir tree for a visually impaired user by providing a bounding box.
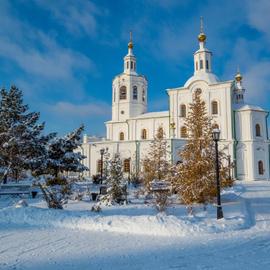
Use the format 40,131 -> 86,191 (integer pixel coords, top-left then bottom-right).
45,125 -> 88,177
142,128 -> 170,193
105,153 -> 127,204
0,85 -> 53,182
173,91 -> 233,205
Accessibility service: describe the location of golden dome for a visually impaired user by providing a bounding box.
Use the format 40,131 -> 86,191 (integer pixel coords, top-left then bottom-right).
128,41 -> 133,49
235,72 -> 242,82
198,32 -> 206,42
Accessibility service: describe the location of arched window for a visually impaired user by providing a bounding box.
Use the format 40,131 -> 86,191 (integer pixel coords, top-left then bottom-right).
180,126 -> 188,138
141,129 -> 147,139
258,160 -> 264,175
206,60 -> 209,70
127,62 -> 129,69
200,60 -> 203,69
180,104 -> 186,117
142,89 -> 145,102
196,62 -> 198,71
156,127 -> 164,139
97,159 -> 102,173
119,132 -> 124,141
131,61 -> 134,69
133,86 -> 138,100
255,124 -> 261,137
120,86 -> 127,100
124,159 -> 131,173
113,88 -> 116,102
211,101 -> 218,115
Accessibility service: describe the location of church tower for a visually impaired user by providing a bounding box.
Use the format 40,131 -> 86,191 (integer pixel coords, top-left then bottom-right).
193,17 -> 213,75
232,68 -> 245,104
111,33 -> 148,122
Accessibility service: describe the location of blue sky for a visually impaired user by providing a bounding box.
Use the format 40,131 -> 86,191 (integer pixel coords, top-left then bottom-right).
0,0 -> 269,136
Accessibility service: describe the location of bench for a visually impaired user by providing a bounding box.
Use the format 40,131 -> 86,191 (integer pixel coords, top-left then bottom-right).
0,183 -> 32,197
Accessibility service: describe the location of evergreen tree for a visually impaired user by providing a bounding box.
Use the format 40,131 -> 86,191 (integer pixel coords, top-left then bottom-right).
173,91 -> 233,205
45,125 -> 88,177
105,153 -> 126,204
142,128 -> 170,193
0,86 -> 52,182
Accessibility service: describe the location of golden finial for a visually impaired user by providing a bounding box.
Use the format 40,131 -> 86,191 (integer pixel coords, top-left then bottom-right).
198,16 -> 206,42
235,66 -> 242,82
128,31 -> 133,49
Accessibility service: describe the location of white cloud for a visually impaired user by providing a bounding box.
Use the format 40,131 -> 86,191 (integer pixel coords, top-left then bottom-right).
0,1 -> 95,82
33,0 -> 102,37
246,0 -> 270,41
48,101 -> 111,118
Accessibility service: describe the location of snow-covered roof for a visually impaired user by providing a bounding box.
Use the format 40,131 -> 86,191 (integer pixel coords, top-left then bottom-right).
184,72 -> 219,87
234,104 -> 266,112
131,111 -> 169,119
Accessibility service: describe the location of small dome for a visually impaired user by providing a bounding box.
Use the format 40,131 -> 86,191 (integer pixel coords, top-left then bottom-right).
198,32 -> 206,42
235,72 -> 242,82
128,41 -> 133,49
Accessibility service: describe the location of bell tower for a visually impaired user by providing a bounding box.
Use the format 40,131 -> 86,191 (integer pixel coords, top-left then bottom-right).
111,33 -> 148,122
193,17 -> 213,75
232,68 -> 245,104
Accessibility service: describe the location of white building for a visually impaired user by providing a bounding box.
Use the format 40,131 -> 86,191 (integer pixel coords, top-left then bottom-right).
79,27 -> 270,181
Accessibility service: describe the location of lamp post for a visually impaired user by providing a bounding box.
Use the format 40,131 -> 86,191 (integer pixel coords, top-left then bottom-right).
100,148 -> 105,184
212,128 -> 224,219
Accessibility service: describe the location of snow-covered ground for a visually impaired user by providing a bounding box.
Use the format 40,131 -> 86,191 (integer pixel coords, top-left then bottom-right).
0,181 -> 270,269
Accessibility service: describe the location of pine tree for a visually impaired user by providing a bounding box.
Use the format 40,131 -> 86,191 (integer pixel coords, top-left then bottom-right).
38,126 -> 88,209
142,128 -> 170,193
173,91 -> 233,205
105,153 -> 126,204
45,125 -> 88,177
0,86 -> 52,182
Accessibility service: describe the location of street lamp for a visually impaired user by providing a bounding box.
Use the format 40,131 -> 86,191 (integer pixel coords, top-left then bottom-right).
212,128 -> 224,220
100,148 -> 105,184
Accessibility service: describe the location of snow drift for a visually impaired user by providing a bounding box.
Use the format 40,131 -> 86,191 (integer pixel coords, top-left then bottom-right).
0,205 -> 246,237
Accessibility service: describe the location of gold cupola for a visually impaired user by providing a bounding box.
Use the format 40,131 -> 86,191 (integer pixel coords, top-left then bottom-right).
128,31 -> 133,49
235,67 -> 242,82
198,16 -> 207,42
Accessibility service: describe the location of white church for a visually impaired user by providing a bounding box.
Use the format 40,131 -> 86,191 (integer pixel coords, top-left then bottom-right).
79,24 -> 270,182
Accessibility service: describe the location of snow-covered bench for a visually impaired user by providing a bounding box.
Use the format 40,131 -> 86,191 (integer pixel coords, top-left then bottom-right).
0,183 -> 31,197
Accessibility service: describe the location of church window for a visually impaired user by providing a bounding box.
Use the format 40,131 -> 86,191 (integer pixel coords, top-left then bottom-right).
119,132 -> 124,141
180,104 -> 186,117
180,126 -> 188,138
142,89 -> 145,102
121,110 -> 124,115
196,62 -> 198,71
211,101 -> 218,115
141,129 -> 147,139
258,160 -> 264,175
120,86 -> 127,100
124,159 -> 131,173
206,60 -> 209,70
133,86 -> 138,100
127,62 -> 129,69
134,62 -> 136,70
131,61 -> 134,69
200,60 -> 203,69
113,88 -> 116,102
97,159 -> 102,173
255,124 -> 261,137
157,127 -> 164,139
